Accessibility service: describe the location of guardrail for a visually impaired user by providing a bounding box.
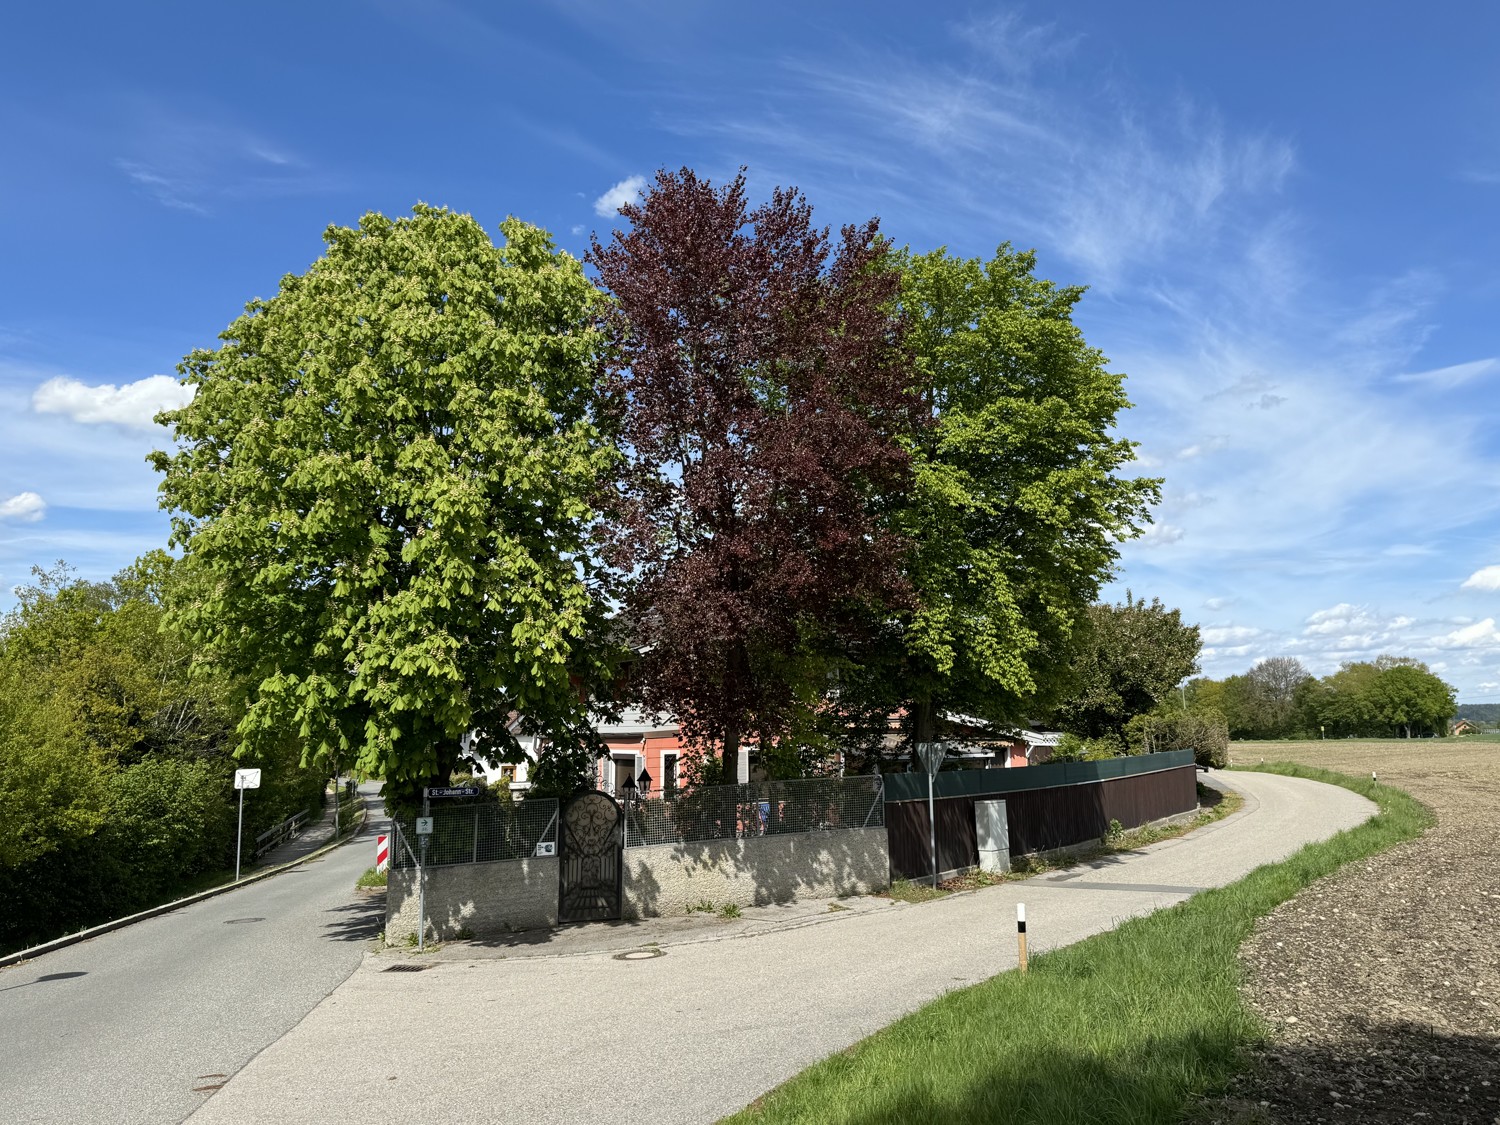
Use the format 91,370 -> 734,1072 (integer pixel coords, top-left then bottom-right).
253,810 -> 309,860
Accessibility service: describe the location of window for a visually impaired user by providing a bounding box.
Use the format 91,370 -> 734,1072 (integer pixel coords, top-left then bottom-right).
662,753 -> 678,795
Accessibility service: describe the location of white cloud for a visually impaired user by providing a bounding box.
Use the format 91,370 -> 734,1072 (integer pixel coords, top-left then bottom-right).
1203,597 -> 1235,611
0,491 -> 45,522
1303,603 -> 1378,636
593,175 -> 646,218
1435,618 -> 1500,649
1201,624 -> 1262,645
1136,522 -> 1184,546
1176,436 -> 1228,460
32,375 -> 194,430
1462,565 -> 1500,591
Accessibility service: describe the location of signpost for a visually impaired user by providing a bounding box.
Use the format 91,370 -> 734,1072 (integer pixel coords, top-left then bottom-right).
403,787 -> 478,952
233,768 -> 262,881
375,834 -> 390,874
914,742 -> 947,889
424,786 -> 481,799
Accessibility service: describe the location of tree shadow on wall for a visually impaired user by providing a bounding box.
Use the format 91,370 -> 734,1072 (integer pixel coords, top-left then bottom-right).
625,826 -> 885,921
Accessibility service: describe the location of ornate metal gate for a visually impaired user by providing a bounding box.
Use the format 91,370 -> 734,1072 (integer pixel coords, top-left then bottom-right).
558,790 -> 624,923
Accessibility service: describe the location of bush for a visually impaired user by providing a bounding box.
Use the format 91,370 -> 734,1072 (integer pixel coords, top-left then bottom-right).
1051,732 -> 1127,761
1129,708 -> 1229,768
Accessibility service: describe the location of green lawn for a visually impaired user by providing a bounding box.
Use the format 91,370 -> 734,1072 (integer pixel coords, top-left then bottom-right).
725,765 -> 1431,1125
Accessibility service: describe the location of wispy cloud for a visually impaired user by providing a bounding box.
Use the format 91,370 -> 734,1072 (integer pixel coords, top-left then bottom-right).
32,375 -> 194,430
1395,357 -> 1500,390
114,109 -> 330,214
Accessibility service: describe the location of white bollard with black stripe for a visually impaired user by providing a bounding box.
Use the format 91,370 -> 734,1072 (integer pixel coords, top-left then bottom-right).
1017,902 -> 1028,973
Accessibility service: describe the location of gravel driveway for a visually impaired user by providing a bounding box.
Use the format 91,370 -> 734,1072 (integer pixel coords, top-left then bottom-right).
1203,741 -> 1500,1125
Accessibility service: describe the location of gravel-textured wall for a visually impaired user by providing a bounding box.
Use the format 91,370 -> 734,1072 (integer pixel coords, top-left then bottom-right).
386,856 -> 558,944
621,828 -> 890,918
386,828 -> 890,941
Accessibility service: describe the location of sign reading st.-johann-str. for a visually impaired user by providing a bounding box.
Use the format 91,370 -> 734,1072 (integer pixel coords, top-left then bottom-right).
415,817 -> 434,836
233,768 -> 262,790
425,786 -> 481,798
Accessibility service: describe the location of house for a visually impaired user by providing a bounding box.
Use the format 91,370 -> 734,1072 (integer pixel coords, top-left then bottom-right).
471,706 -> 751,798
475,705 -> 1062,797
935,712 -> 1062,768
1452,718 -> 1478,736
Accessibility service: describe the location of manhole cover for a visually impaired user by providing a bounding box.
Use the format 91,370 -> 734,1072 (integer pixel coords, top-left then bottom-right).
612,948 -> 665,961
223,917 -> 264,925
383,963 -> 432,973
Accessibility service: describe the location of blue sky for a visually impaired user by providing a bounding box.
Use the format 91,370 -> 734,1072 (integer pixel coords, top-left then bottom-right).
4,2 -> 1500,699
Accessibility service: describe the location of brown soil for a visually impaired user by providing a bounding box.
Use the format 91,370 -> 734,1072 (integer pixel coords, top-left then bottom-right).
1201,740 -> 1500,1125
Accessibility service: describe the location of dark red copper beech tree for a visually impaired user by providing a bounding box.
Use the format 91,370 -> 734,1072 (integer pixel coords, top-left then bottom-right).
589,169 -> 920,783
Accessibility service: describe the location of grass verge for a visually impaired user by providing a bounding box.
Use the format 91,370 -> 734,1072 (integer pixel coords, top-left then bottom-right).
356,866 -> 387,889
725,765 -> 1432,1125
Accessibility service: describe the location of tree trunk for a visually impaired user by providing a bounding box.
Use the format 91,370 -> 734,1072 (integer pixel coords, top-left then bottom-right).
911,698 -> 936,750
722,715 -> 740,787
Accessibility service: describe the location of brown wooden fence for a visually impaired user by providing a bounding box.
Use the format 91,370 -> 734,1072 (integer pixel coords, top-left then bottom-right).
885,751 -> 1198,882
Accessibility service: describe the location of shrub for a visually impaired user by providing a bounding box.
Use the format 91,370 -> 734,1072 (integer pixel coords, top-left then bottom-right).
1130,708 -> 1230,768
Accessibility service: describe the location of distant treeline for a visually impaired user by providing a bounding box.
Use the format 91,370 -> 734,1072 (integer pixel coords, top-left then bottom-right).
1188,655 -> 1456,741
1454,703 -> 1500,724
0,556 -> 325,954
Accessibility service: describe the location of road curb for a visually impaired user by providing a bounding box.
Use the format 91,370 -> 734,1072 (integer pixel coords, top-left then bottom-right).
0,798 -> 370,969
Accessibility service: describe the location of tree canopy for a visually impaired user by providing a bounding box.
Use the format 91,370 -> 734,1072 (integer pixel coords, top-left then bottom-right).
1050,593 -> 1202,750
882,244 -> 1159,744
0,556 -> 322,952
589,169 -> 918,781
151,206 -> 617,808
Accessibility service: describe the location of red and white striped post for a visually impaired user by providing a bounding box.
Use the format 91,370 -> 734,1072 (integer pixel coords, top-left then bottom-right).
375,834 -> 390,874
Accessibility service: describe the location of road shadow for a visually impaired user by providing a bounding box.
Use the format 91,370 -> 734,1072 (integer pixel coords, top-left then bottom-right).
0,971 -> 87,994
322,895 -> 385,942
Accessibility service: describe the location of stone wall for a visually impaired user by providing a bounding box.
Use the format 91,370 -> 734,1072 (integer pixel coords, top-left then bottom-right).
385,827 -> 889,942
386,855 -> 558,944
621,827 -> 889,918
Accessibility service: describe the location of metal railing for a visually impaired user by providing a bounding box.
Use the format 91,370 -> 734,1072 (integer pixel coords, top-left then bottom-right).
391,799 -> 560,870
623,775 -> 884,849
252,810 -> 309,860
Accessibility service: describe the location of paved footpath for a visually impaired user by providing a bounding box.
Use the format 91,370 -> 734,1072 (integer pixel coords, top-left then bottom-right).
187,771 -> 1374,1125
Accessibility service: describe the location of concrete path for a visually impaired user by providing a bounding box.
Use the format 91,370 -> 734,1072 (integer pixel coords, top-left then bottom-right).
0,783 -> 389,1125
186,771 -> 1374,1125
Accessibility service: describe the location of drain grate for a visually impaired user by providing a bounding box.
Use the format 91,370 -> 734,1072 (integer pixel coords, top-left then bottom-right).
612,948 -> 666,961
223,917 -> 265,925
383,963 -> 432,973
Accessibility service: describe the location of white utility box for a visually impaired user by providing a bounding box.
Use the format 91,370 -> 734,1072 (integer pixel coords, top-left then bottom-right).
975,798 -> 1010,874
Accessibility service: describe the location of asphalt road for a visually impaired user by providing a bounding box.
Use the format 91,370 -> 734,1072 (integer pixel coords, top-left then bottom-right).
185,770 -> 1375,1125
0,784 -> 389,1125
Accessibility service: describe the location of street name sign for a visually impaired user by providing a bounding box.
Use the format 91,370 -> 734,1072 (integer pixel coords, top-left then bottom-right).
425,786 -> 482,798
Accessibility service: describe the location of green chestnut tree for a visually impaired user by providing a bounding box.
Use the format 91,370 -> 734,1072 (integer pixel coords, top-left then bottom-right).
151,207 -> 618,810
884,244 -> 1160,746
